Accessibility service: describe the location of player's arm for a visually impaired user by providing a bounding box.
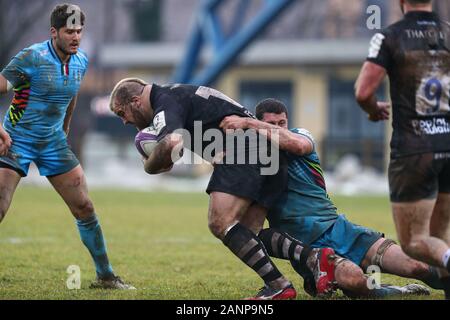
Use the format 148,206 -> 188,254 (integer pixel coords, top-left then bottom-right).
63,95 -> 78,135
0,48 -> 35,155
0,124 -> 12,157
355,61 -> 390,122
220,116 -> 313,155
143,133 -> 183,174
355,31 -> 393,122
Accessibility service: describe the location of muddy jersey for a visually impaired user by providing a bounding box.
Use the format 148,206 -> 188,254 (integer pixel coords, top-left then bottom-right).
268,128 -> 338,244
149,83 -> 255,158
1,40 -> 88,141
367,11 -> 450,158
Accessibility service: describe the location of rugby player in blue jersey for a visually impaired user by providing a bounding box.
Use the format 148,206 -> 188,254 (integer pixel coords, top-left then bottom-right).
221,98 -> 444,298
0,4 -> 133,290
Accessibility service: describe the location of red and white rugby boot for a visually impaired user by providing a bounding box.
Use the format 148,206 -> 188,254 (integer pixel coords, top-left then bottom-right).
245,284 -> 297,300
313,248 -> 337,297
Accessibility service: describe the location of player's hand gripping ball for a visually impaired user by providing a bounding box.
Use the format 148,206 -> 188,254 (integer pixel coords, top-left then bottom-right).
135,126 -> 158,158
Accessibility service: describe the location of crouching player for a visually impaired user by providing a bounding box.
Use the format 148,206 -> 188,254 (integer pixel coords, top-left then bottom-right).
220,98 -> 443,298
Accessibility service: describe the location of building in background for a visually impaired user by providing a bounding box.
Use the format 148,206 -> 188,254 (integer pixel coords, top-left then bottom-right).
99,0 -> 399,172
1,0 -> 449,179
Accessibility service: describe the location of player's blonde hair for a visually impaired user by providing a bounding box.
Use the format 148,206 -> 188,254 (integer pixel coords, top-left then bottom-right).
109,78 -> 149,111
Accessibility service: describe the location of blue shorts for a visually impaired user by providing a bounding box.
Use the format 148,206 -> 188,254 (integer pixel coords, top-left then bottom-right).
311,214 -> 383,266
0,134 -> 79,177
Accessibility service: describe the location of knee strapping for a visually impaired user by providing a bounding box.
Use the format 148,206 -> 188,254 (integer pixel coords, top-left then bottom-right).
334,255 -> 347,268
371,239 -> 396,269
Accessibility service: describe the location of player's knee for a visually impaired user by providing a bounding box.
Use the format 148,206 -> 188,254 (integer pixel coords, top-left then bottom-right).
399,242 -> 413,256
400,238 -> 425,259
208,206 -> 234,239
71,198 -> 95,219
208,218 -> 226,239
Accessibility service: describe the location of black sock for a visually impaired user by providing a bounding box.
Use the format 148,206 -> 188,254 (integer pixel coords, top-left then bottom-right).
423,267 -> 444,290
258,228 -> 313,279
441,277 -> 450,300
223,223 -> 290,290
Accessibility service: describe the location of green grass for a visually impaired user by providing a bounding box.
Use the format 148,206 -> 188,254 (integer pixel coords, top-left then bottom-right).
0,187 -> 444,300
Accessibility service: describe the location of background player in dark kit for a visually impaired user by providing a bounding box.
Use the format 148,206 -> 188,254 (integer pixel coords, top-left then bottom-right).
355,0 -> 450,299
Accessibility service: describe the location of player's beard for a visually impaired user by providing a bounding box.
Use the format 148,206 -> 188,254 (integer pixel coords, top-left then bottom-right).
135,114 -> 150,131
55,40 -> 72,56
56,36 -> 77,56
132,101 -> 152,130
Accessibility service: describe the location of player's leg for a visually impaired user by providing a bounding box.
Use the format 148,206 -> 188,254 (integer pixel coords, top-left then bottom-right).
47,165 -> 133,289
389,154 -> 450,268
388,154 -> 450,298
430,192 -> 450,298
240,204 -> 336,296
0,167 -> 21,223
239,203 -> 266,235
360,238 -> 443,290
257,227 -> 336,297
207,156 -> 297,299
333,257 -> 376,297
392,200 -> 449,267
240,204 -> 321,272
208,192 -> 296,299
47,165 -> 112,276
334,257 -> 429,298
0,137 -> 32,223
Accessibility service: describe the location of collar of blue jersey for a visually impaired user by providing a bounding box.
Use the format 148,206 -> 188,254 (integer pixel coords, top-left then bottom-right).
47,39 -> 72,65
405,11 -> 439,20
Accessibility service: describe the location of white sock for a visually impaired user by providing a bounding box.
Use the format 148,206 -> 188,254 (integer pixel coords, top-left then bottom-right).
443,249 -> 450,268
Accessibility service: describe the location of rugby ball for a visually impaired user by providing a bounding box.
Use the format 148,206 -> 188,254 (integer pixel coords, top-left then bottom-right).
135,126 -> 159,158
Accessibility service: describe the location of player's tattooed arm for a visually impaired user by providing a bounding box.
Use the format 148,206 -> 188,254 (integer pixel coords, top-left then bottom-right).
63,95 -> 78,135
220,116 -> 313,155
355,62 -> 390,122
143,133 -> 184,174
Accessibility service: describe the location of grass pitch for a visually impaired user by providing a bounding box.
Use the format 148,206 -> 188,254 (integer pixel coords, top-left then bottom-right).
0,186 -> 444,300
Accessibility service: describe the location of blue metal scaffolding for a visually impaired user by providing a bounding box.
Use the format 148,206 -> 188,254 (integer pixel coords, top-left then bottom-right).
171,0 -> 296,86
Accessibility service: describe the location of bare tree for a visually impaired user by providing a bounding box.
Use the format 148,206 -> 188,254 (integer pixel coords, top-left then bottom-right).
0,0 -> 52,67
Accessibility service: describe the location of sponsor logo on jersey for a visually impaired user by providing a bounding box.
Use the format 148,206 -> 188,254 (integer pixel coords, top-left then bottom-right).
368,33 -> 385,58
153,111 -> 166,135
411,118 -> 450,136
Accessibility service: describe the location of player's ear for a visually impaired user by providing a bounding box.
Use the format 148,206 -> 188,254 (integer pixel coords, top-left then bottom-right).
50,27 -> 58,39
399,0 -> 405,14
132,96 -> 141,105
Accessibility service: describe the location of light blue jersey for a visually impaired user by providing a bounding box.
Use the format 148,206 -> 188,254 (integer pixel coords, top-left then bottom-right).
1,39 -> 88,140
268,128 -> 383,265
267,128 -> 338,244
0,40 -> 87,176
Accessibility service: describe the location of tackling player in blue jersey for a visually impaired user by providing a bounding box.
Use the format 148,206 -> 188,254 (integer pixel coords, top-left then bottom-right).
221,98 -> 444,298
0,4 -> 133,290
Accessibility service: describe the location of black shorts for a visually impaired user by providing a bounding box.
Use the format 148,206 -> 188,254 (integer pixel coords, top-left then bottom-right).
389,152 -> 450,202
0,161 -> 26,177
206,152 -> 288,209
